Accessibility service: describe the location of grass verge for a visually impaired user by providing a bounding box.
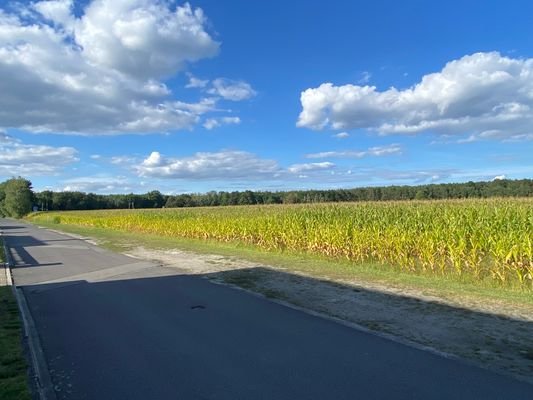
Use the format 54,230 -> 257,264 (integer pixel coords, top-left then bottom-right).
35,221 -> 533,307
0,242 -> 32,400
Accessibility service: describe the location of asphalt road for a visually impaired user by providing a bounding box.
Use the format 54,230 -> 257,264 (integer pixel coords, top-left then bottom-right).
3,219 -> 533,399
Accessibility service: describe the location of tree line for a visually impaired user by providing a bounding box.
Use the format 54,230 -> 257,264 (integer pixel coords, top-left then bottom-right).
1,177 -> 532,217
164,179 -> 533,207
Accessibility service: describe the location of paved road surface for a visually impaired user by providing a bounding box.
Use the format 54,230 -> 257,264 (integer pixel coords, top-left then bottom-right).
3,219 -> 533,399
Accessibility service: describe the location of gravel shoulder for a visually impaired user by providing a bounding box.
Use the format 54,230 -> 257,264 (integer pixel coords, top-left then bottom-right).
126,246 -> 533,384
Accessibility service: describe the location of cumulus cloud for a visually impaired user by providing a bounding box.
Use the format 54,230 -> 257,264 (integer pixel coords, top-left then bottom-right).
33,0 -> 74,27
0,131 -> 78,176
0,0 -> 221,134
208,78 -> 257,101
203,116 -> 241,130
297,52 -> 533,141
73,0 -> 218,78
305,144 -> 402,159
492,174 -> 506,181
137,150 -> 281,179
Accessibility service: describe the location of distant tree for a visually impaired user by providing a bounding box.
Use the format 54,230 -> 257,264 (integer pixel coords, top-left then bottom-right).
51,191 -> 69,210
238,190 -> 256,205
415,189 -> 428,200
229,191 -> 240,205
283,192 -> 299,204
0,181 -> 6,217
3,177 -> 33,218
35,190 -> 53,210
205,191 -> 220,206
146,190 -> 164,208
125,193 -> 135,209
164,196 -> 178,208
219,192 -> 230,206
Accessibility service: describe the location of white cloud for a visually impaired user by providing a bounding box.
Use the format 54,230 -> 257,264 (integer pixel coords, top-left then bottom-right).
208,78 -> 256,101
333,132 -> 350,139
33,0 -> 74,27
142,151 -> 163,167
61,175 -> 133,193
0,0 -> 221,134
63,146 -> 533,191
203,116 -> 241,130
305,144 -> 402,159
186,74 -> 209,89
297,52 -> 533,141
0,131 -> 78,176
287,162 -> 335,174
128,149 -> 340,182
138,150 -> 280,179
492,174 -> 506,181
73,0 -> 218,78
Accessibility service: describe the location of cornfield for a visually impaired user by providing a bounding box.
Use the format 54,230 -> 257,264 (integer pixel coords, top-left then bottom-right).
28,199 -> 533,288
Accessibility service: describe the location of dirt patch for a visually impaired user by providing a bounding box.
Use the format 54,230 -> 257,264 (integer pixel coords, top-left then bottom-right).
128,246 -> 533,384
125,247 -> 253,275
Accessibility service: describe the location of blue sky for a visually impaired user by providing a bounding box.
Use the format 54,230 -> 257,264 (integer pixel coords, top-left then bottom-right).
1,0 -> 532,194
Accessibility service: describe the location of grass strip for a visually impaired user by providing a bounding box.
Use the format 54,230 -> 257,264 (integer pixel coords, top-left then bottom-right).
0,242 -> 31,400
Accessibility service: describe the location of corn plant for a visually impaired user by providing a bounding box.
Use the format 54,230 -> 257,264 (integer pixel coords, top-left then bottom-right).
28,198 -> 533,289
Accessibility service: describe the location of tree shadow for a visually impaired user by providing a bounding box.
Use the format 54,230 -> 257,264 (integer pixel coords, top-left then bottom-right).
6,235 -> 45,248
0,225 -> 26,230
3,236 -> 63,269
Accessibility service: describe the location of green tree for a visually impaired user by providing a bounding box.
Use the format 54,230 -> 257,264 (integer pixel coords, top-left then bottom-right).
415,189 -> 428,200
35,190 -> 53,210
0,181 -> 6,217
3,177 -> 33,218
146,190 -> 164,208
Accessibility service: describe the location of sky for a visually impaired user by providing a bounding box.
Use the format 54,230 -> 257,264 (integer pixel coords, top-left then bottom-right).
0,0 -> 532,194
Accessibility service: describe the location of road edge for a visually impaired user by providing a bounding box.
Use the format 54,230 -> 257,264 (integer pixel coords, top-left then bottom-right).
2,234 -> 58,400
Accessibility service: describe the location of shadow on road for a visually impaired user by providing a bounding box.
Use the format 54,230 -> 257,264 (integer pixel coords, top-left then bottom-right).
0,225 -> 26,230
19,270 -> 533,400
5,236 -> 64,269
2,225 -> 78,269
6,236 -> 49,268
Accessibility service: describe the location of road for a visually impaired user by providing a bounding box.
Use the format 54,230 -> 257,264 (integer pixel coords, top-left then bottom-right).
3,219 -> 533,399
